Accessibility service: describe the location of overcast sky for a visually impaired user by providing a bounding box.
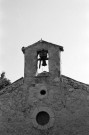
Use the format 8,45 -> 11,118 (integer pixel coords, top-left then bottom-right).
0,0 -> 89,84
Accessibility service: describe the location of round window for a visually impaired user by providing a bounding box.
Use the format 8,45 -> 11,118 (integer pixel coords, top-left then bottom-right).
31,107 -> 54,130
36,111 -> 50,126
40,90 -> 46,95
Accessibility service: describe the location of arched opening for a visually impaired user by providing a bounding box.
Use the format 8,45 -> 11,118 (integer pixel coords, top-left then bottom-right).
36,49 -> 49,75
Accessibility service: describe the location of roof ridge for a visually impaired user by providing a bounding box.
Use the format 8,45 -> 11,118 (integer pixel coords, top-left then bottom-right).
0,77 -> 24,95
22,40 -> 64,53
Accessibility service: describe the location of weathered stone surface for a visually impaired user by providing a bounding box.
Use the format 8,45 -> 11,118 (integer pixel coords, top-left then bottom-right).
0,40 -> 89,135
0,75 -> 89,135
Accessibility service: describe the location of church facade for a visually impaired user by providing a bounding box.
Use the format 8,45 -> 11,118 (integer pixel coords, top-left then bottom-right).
0,40 -> 89,135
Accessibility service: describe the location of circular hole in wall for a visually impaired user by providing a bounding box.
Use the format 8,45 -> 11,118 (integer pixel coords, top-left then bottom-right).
36,111 -> 50,126
40,90 -> 46,95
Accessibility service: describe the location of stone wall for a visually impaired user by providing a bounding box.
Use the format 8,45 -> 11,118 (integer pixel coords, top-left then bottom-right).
24,41 -> 61,85
0,75 -> 89,135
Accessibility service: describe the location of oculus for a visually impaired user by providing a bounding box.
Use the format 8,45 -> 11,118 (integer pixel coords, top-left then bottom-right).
36,111 -> 50,126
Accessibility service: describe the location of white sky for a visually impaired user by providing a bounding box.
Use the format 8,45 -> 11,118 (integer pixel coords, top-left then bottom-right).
0,0 -> 89,84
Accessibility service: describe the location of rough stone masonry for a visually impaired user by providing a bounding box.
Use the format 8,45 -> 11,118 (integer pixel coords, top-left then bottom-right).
0,40 -> 89,135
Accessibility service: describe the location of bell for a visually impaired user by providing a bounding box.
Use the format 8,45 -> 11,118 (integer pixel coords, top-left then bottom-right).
42,60 -> 47,66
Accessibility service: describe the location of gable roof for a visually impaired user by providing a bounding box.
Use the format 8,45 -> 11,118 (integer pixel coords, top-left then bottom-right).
0,77 -> 24,96
22,39 -> 64,54
61,75 -> 89,92
0,75 -> 89,96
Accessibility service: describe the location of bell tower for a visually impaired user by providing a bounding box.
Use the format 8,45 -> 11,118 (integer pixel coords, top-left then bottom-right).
22,40 -> 64,130
22,40 -> 64,85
